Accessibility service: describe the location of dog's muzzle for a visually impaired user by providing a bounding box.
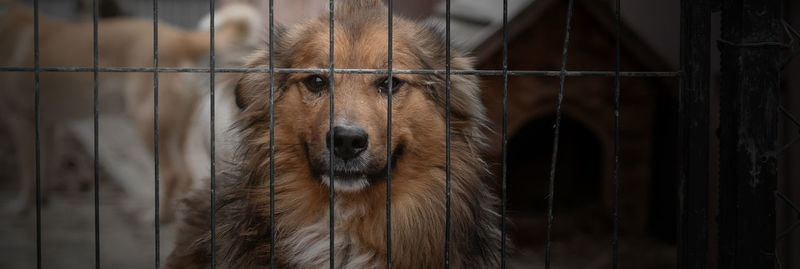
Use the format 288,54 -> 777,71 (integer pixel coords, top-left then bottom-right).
326,124 -> 369,160
307,123 -> 403,192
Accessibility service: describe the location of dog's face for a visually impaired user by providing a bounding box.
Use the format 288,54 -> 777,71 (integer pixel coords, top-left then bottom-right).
288,21 -> 449,192
235,0 -> 487,194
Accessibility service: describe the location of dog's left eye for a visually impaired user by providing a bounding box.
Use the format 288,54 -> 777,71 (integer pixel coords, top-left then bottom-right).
376,76 -> 404,94
303,75 -> 329,93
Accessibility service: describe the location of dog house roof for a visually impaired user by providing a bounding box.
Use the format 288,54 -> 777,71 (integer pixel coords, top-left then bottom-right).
426,0 -> 673,72
426,0 -> 536,51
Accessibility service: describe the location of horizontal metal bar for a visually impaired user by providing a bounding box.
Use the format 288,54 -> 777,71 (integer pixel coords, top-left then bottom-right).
0,66 -> 680,77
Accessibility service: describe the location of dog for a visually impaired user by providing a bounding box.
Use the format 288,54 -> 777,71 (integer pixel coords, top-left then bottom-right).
167,0 -> 503,267
0,0 -> 260,220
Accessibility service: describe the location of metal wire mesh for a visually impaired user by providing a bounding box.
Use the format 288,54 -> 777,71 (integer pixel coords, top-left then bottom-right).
611,0 -> 622,267
92,0 -> 101,268
385,0 -> 394,267
444,0 -> 452,266
500,0 -> 509,267
33,1 -> 42,268
327,1 -> 336,267
152,0 -> 161,266
0,66 -> 678,77
544,0 -> 574,267
268,0 -> 276,267
12,0 -> 765,268
208,0 -> 217,268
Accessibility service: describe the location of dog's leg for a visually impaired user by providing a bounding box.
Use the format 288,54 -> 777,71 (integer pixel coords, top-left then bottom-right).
5,115 -> 36,214
69,115 -> 158,225
38,124 -> 62,206
158,123 -> 195,224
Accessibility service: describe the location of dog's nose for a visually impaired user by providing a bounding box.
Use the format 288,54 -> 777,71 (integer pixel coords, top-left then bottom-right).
326,125 -> 369,160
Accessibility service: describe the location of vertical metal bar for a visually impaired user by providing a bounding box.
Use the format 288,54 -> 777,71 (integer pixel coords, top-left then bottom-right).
92,0 -> 100,267
500,0 -> 508,267
328,0 -> 335,268
152,0 -> 160,267
444,0 -> 452,267
611,0 -> 621,268
33,0 -> 41,267
209,0 -> 216,268
268,0 -> 276,267
386,0 -> 393,268
678,0 -> 710,267
544,0 -> 574,268
718,0 -> 782,268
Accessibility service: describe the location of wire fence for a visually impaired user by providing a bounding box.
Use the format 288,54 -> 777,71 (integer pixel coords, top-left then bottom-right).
3,0 -> 797,268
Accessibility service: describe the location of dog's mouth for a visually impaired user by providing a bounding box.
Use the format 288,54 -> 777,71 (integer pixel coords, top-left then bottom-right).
305,143 -> 404,192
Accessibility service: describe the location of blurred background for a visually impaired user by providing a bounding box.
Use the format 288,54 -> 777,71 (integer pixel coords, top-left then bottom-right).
0,0 -> 798,268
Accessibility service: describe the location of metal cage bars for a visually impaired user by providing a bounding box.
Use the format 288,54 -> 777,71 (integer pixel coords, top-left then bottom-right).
544,0 -> 574,267
92,0 -> 101,268
0,66 -> 678,77
208,0 -> 217,268
500,0 -> 509,267
268,0 -> 277,267
33,0 -> 41,268
444,0 -> 452,266
385,0 -> 393,267
153,0 -> 162,267
611,0 -> 622,267
16,0 -> 690,268
327,0 -> 336,267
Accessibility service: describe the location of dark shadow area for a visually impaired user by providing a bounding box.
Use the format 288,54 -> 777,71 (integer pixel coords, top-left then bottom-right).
506,115 -> 604,247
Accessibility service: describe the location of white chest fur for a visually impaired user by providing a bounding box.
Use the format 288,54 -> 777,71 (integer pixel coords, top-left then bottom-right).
280,203 -> 379,268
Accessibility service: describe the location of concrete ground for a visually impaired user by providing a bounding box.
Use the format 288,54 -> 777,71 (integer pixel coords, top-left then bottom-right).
0,126 -> 176,269
0,188 -> 177,269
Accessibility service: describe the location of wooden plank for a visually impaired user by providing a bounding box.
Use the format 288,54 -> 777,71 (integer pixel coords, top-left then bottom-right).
718,0 -> 782,268
677,0 -> 710,268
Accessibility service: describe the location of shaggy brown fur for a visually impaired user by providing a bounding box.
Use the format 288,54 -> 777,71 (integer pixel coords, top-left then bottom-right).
168,0 -> 503,267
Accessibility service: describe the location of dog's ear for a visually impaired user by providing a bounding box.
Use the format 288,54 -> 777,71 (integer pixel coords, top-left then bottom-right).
234,70 -> 273,111
234,56 -> 269,110
234,46 -> 288,110
450,55 -> 488,125
413,24 -> 490,146
413,25 -> 486,128
234,78 -> 249,110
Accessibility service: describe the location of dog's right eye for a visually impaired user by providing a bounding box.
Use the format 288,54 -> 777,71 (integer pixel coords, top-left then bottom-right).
303,75 -> 329,93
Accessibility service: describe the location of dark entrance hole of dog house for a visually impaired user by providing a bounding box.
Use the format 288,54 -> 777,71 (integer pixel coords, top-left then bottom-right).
505,115 -> 603,247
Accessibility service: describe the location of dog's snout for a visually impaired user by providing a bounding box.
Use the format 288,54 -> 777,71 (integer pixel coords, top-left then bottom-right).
326,125 -> 369,160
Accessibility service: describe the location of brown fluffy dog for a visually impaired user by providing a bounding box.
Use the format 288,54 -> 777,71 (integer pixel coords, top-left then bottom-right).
168,0 -> 502,267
